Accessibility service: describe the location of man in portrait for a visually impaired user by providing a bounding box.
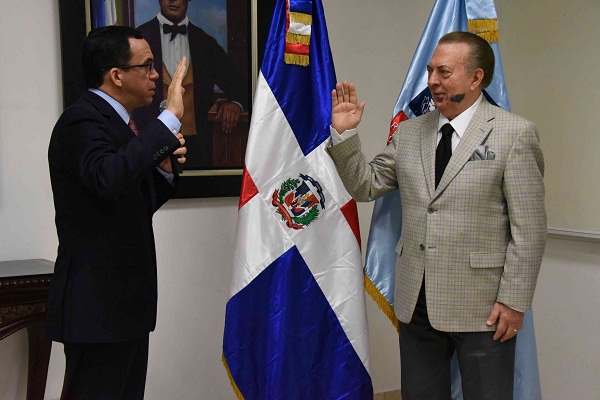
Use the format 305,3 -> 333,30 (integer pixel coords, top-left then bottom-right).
134,0 -> 249,169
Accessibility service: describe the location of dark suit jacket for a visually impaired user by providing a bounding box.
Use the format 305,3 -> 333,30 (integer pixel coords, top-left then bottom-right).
47,90 -> 181,343
134,18 -> 248,167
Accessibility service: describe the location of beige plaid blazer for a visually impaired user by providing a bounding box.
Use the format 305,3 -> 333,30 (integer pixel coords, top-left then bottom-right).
328,97 -> 547,332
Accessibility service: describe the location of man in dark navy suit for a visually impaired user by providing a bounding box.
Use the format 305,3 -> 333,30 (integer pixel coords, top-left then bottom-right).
47,25 -> 187,399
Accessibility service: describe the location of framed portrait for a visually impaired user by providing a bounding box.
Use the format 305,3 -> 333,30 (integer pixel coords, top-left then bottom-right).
58,0 -> 276,198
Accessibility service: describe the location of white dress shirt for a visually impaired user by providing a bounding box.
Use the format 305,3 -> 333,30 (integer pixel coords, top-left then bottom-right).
157,13 -> 191,78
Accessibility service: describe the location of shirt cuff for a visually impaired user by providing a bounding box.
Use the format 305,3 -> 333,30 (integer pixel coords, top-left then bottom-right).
329,126 -> 357,145
156,167 -> 175,185
158,110 -> 182,135
156,111 -> 179,185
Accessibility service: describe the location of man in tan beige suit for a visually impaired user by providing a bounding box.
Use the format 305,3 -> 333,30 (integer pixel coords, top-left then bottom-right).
327,32 -> 546,399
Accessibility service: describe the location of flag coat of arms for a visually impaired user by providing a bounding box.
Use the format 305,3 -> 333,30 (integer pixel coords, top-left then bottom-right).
223,0 -> 373,399
364,1 -> 542,399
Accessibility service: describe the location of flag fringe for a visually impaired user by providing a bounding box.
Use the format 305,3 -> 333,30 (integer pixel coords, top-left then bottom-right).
468,18 -> 497,33
286,32 -> 311,45
222,354 -> 245,400
468,19 -> 499,43
285,53 -> 310,66
290,11 -> 312,25
363,271 -> 399,332
476,30 -> 499,44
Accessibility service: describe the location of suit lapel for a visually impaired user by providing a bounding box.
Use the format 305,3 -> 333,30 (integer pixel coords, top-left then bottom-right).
421,111 -> 440,199
83,91 -> 135,141
433,98 -> 495,197
84,91 -> 156,211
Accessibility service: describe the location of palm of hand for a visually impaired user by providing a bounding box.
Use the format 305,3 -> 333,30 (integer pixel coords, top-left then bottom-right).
332,101 -> 362,133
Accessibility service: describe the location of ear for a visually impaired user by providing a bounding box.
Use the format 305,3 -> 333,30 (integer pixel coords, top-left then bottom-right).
471,68 -> 484,90
107,68 -> 124,88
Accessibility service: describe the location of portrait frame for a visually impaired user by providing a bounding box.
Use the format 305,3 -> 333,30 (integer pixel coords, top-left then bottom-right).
57,0 -> 276,198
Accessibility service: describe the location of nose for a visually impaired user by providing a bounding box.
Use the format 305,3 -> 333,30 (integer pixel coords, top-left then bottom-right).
150,68 -> 159,81
428,71 -> 441,88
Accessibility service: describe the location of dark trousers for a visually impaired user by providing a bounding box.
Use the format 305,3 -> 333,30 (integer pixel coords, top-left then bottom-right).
61,335 -> 149,400
399,283 -> 516,400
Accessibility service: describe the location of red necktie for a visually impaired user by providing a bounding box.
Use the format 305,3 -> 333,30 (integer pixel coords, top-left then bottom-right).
128,117 -> 139,136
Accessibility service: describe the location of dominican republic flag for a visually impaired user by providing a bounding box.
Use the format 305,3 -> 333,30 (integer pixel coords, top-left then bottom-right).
222,1 -> 373,399
364,1 -> 542,399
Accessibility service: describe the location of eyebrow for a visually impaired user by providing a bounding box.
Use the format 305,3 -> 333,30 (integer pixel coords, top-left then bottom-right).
427,63 -> 449,68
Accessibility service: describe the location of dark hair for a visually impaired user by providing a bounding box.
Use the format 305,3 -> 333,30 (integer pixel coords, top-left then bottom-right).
82,26 -> 145,89
438,31 -> 495,88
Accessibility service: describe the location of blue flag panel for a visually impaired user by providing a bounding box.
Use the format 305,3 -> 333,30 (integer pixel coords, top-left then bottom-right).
223,247 -> 373,399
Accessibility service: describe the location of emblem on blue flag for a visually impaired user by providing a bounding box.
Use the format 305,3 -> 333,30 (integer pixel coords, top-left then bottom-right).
272,174 -> 325,229
408,87 -> 436,117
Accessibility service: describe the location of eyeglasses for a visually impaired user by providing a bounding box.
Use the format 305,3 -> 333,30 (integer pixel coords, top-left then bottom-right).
101,61 -> 154,73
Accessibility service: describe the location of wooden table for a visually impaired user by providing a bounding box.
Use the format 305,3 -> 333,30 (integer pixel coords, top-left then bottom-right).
0,259 -> 54,400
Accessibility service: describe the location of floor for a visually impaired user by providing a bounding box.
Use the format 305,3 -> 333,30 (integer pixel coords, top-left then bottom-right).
374,390 -> 401,400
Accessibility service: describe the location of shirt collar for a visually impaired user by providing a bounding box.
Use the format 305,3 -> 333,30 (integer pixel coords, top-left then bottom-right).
89,88 -> 130,124
157,13 -> 189,27
437,93 -> 483,138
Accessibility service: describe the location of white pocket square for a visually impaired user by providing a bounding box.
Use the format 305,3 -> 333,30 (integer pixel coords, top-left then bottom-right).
470,145 -> 495,161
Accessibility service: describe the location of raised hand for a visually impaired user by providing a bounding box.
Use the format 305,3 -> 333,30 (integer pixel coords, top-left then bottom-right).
164,56 -> 187,119
331,81 -> 366,133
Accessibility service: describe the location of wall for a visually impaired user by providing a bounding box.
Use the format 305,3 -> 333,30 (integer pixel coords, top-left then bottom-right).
497,0 -> 600,234
0,1 -> 62,399
532,237 -> 600,397
495,1 -> 600,395
0,1 -> 598,399
322,0 -> 434,393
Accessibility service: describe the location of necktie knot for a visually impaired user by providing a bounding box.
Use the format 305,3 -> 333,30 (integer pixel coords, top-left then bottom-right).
441,123 -> 454,139
163,23 -> 188,41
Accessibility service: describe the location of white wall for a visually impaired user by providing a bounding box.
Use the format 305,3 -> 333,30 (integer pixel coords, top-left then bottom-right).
494,1 -> 600,396
322,0 -> 434,393
496,0 -> 600,233
533,237 -> 600,398
0,1 -> 598,400
0,1 -> 62,399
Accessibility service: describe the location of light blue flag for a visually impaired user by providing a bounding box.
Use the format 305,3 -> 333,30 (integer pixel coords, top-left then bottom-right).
363,1 -> 542,399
